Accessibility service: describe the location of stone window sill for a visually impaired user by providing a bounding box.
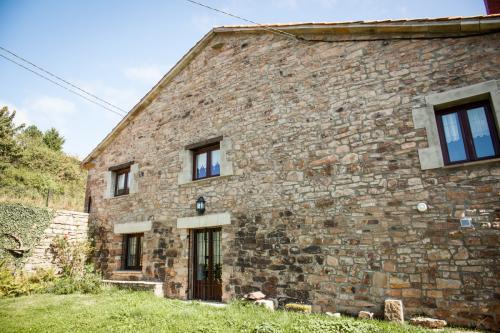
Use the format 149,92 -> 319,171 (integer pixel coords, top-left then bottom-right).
443,157 -> 500,169
179,174 -> 233,187
105,193 -> 135,201
113,270 -> 143,275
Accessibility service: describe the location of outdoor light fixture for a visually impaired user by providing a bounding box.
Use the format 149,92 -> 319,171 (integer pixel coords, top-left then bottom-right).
417,202 -> 428,213
196,196 -> 206,215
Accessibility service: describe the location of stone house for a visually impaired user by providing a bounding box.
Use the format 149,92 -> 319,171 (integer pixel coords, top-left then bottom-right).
82,15 -> 500,330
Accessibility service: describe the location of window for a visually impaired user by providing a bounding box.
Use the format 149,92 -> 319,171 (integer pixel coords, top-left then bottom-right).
193,144 -> 221,180
436,101 -> 499,165
114,167 -> 130,196
123,233 -> 143,270
86,196 -> 92,213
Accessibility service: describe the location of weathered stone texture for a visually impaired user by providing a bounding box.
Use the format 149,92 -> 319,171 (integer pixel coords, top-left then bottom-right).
86,31 -> 500,331
24,210 -> 89,272
409,317 -> 447,329
384,299 -> 404,323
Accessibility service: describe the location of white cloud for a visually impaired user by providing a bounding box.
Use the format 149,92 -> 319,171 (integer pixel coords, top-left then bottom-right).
124,65 -> 169,85
22,96 -> 77,141
0,99 -> 31,127
77,80 -> 141,117
27,96 -> 76,116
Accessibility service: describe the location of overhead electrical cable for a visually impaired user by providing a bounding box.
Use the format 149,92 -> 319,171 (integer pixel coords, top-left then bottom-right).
0,53 -> 126,117
183,0 -> 496,43
184,0 -> 299,41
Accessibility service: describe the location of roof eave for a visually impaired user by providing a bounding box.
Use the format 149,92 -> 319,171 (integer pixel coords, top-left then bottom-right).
81,16 -> 500,168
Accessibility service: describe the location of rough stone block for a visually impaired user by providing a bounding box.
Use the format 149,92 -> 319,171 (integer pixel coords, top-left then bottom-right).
243,291 -> 266,300
358,311 -> 374,319
409,317 -> 447,329
254,299 -> 275,311
326,312 -> 341,318
384,299 -> 404,323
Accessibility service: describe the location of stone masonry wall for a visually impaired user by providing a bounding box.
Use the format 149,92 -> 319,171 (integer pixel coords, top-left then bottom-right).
24,210 -> 89,272
86,31 -> 500,330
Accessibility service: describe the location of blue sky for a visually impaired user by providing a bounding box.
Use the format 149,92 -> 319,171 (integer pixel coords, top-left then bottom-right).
0,0 -> 487,158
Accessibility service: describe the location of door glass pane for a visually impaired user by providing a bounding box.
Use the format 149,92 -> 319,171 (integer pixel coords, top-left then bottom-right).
196,232 -> 207,280
137,235 -> 142,267
211,150 -> 220,176
467,107 -> 495,158
441,112 -> 467,162
117,173 -> 126,190
127,236 -> 137,267
196,153 -> 207,179
212,230 -> 221,281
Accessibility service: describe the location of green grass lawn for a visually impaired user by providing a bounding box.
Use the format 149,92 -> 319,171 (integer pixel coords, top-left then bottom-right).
0,290 -> 479,333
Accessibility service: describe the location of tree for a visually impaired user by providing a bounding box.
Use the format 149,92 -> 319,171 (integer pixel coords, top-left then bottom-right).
17,124 -> 43,147
43,128 -> 65,152
23,125 -> 43,141
0,106 -> 24,167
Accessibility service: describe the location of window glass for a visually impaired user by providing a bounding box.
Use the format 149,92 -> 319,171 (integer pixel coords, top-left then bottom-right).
196,153 -> 207,179
211,149 -> 220,176
196,232 -> 207,281
127,236 -> 137,267
117,173 -> 126,190
441,112 -> 467,162
467,107 -> 496,158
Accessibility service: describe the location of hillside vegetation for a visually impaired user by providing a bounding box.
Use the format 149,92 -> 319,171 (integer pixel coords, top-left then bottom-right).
0,106 -> 86,211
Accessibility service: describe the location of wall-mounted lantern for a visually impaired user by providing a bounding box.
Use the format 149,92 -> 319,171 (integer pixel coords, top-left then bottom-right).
196,196 -> 206,215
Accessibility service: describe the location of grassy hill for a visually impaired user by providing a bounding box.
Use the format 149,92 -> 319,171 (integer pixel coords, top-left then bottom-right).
0,106 -> 86,211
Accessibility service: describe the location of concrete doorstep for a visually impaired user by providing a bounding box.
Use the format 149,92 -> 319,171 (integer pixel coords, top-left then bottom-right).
102,279 -> 164,297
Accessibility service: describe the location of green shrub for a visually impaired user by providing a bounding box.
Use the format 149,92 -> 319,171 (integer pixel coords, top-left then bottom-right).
50,235 -> 92,278
47,265 -> 102,295
0,260 -> 56,297
253,322 -> 281,333
47,236 -> 102,295
0,234 -> 103,297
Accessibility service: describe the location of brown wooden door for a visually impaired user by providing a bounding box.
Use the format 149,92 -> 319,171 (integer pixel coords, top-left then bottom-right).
193,228 -> 222,301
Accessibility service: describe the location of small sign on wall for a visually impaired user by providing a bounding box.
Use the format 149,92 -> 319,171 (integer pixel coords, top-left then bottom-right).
460,217 -> 473,228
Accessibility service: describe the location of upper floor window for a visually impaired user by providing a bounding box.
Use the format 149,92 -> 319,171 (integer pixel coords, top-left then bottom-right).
436,101 -> 499,165
114,166 -> 130,196
193,144 -> 220,180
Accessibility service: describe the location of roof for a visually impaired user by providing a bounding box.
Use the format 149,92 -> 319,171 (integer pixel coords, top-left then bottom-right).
81,14 -> 500,167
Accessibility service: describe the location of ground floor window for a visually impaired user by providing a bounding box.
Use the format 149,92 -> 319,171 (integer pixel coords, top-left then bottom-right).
123,233 -> 143,270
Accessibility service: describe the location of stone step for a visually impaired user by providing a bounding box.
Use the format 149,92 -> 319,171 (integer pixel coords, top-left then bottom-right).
102,279 -> 163,297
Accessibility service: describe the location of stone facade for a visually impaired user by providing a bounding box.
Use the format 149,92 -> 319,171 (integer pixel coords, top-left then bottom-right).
24,210 -> 89,272
84,19 -> 500,331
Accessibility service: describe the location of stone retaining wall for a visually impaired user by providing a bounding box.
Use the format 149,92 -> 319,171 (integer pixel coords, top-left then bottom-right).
24,210 -> 89,272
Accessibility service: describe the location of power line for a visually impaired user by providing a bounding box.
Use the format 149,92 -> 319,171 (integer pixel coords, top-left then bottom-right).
0,53 -> 126,117
0,46 -> 128,115
184,0 -> 299,41
183,1 -> 496,44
